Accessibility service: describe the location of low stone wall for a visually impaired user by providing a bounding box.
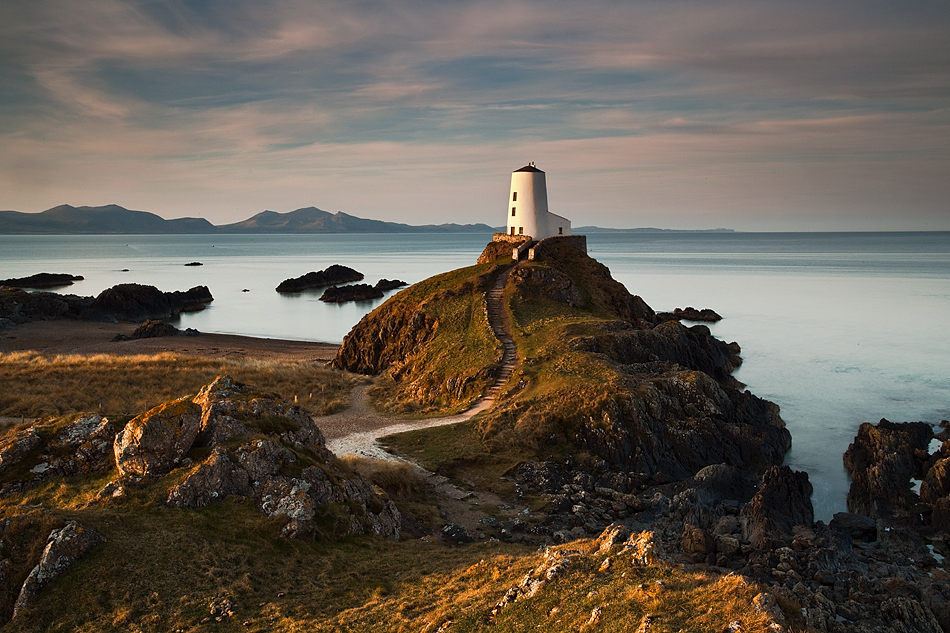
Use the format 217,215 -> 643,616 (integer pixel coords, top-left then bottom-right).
528,235 -> 588,260
491,233 -> 531,244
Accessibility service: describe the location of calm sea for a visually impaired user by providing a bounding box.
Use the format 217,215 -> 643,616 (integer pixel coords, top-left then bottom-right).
2,231 -> 949,520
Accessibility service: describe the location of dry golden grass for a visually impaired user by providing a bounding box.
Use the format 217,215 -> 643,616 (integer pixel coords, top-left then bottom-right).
0,351 -> 362,419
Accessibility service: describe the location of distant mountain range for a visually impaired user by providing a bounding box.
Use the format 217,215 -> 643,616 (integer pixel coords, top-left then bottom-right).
0,204 -> 734,234
0,205 -> 497,235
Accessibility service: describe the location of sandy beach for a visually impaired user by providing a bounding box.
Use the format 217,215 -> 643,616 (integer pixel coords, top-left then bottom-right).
0,320 -> 340,362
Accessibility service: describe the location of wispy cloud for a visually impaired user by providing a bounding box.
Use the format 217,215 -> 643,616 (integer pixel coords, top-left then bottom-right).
1,0 -> 948,229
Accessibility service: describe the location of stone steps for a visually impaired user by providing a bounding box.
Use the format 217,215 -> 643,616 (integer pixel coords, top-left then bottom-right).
481,266 -> 519,403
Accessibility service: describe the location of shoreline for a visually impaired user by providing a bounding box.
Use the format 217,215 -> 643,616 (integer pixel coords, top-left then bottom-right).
0,320 -> 340,362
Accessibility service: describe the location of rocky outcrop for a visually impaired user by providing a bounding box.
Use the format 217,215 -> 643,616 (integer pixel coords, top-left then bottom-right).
12,521 -> 105,619
374,278 -> 407,292
519,239 -> 655,325
0,376 -> 400,542
657,306 -> 723,322
510,266 -> 585,308
84,283 -> 213,322
0,287 -> 90,325
0,273 -> 84,288
276,265 -> 363,292
843,418 -> 932,518
30,415 -> 116,479
477,237 -> 531,264
160,376 -> 399,540
0,428 -> 42,475
113,397 -> 203,477
320,283 -> 384,303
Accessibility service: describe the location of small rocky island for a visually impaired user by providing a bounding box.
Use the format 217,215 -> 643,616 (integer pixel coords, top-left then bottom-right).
0,273 -> 84,288
0,282 -> 213,327
275,265 -> 363,292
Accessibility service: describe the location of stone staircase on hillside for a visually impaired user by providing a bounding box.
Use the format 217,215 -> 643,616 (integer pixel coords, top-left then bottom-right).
484,266 -> 518,401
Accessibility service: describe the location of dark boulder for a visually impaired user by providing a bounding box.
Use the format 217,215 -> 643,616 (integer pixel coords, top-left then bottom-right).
319,283 -> 384,303
111,319 -> 195,341
184,262 -> 202,266
0,273 -> 84,288
830,512 -> 877,541
276,265 -> 363,292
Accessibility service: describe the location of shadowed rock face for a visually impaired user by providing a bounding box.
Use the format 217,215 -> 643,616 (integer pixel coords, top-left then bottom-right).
742,465 -> 814,548
843,418 -> 932,518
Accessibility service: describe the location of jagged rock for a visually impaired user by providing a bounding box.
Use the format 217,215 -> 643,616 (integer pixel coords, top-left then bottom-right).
623,531 -> 664,566
31,415 -> 116,478
921,456 -> 950,504
374,279 -> 408,292
742,466 -> 813,548
166,448 -> 251,508
0,428 -> 41,475
843,419 -> 932,518
260,477 -> 316,538
594,524 -> 630,554
113,397 -> 202,477
0,273 -> 84,288
319,283 -> 384,303
276,265 -> 363,292
12,521 -> 105,619
234,440 -> 296,482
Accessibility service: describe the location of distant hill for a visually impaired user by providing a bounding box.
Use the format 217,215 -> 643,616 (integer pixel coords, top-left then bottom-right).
217,206 -> 495,234
0,205 -> 215,234
0,204 -> 733,235
0,204 -> 496,235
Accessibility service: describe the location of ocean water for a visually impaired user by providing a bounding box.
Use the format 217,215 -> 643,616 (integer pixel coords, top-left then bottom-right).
2,231 -> 949,521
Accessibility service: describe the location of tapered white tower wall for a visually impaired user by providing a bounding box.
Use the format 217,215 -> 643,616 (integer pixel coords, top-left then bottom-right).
505,163 -> 571,240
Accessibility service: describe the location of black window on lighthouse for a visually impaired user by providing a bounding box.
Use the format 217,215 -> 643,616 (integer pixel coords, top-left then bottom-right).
512,192 -> 517,201
511,207 -> 516,216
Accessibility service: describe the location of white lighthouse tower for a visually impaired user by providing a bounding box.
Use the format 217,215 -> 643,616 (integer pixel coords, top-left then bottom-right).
505,162 -> 571,240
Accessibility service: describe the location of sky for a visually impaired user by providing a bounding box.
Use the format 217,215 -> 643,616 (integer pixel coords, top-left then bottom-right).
1,1 -> 948,231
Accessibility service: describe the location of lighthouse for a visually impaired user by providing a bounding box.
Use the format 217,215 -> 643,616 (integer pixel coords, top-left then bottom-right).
505,162 -> 571,240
